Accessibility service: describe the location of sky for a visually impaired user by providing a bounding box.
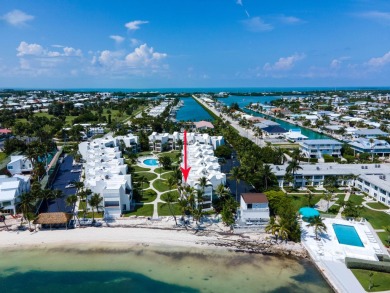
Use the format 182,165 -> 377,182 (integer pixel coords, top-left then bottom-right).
0,0 -> 390,89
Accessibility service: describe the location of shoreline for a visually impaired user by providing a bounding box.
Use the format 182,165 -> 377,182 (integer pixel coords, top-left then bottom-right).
0,224 -> 307,259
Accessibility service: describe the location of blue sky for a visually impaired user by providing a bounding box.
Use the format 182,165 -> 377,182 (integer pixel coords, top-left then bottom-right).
0,0 -> 390,88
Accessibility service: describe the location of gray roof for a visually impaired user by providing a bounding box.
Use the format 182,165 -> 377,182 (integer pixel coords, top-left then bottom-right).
300,139 -> 343,145
355,128 -> 388,136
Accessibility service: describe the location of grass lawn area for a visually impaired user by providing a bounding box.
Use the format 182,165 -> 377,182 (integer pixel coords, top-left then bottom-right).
161,190 -> 179,202
140,189 -> 157,203
366,202 -> 389,210
377,232 -> 390,247
158,151 -> 181,162
288,194 -> 323,211
78,211 -> 104,219
133,172 -> 158,181
352,269 -> 390,292
157,202 -> 181,216
154,167 -> 172,174
0,152 -> 7,162
348,194 -> 364,205
138,151 -> 153,156
78,200 -> 86,211
361,208 -> 390,229
335,194 -> 346,204
124,204 -> 153,217
153,179 -> 170,192
272,143 -> 299,149
132,165 -> 151,172
161,171 -> 174,180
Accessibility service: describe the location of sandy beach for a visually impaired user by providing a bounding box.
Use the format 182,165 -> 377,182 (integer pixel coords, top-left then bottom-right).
0,217 -> 306,258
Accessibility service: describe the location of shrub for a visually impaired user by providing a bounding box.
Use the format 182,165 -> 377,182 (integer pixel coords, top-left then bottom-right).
345,257 -> 390,273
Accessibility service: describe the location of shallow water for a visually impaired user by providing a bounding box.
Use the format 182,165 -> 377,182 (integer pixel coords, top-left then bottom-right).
0,245 -> 332,293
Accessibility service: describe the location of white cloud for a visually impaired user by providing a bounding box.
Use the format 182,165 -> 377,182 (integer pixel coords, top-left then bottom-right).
236,0 -> 243,6
330,56 -> 350,69
263,53 -> 305,71
110,35 -> 125,44
241,17 -> 273,32
17,42 -> 44,56
367,51 -> 390,67
1,9 -> 34,26
357,11 -> 390,24
17,41 -> 82,58
125,20 -> 149,31
278,15 -> 304,24
125,44 -> 167,67
130,38 -> 140,47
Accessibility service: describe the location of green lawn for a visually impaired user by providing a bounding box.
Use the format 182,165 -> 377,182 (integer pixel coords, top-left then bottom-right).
361,208 -> 390,229
352,269 -> 390,292
138,151 -> 153,156
153,179 -> 171,193
348,194 -> 364,205
78,211 -> 104,219
377,232 -> 390,247
78,200 -> 87,211
366,202 -> 389,210
140,189 -> 157,203
133,172 -> 158,181
154,167 -> 172,174
158,151 -> 181,162
157,202 -> 181,216
132,165 -> 151,172
0,152 -> 8,162
161,171 -> 174,180
124,204 -> 153,217
161,190 -> 179,202
288,194 -> 323,211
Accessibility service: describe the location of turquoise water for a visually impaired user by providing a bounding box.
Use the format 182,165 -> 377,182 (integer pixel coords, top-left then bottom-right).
143,158 -> 159,166
333,224 -> 364,247
0,245 -> 332,293
176,97 -> 213,121
217,95 -> 330,140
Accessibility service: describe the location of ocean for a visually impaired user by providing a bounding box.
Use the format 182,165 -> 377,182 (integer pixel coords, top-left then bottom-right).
0,245 -> 332,293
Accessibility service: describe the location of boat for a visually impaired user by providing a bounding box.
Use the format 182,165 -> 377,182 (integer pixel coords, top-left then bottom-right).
70,169 -> 82,173
65,183 -> 75,188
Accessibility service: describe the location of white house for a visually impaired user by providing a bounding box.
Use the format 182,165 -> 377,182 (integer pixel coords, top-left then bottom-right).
0,174 -> 31,214
284,129 -> 308,142
7,156 -> 33,175
79,137 -> 133,219
299,139 -> 343,158
237,193 -> 270,225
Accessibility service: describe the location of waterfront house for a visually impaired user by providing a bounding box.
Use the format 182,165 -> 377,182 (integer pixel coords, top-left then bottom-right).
0,174 -> 30,214
270,163 -> 390,206
7,156 -> 33,175
299,139 -> 343,159
284,129 -> 308,142
354,128 -> 389,139
237,193 -> 270,225
349,138 -> 390,156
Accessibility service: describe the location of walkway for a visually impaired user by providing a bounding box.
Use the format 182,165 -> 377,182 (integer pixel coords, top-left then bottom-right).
336,191 -> 350,219
134,154 -> 177,219
192,95 -> 266,147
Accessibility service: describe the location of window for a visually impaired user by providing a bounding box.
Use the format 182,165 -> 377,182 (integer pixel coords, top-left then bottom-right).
7,166 -> 13,170
247,204 -> 252,209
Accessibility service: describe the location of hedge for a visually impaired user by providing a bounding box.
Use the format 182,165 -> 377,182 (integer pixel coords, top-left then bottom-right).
345,257 -> 390,273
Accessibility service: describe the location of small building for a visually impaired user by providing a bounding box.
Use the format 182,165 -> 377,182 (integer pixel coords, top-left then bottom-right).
349,138 -> 390,156
261,125 -> 287,136
299,139 -> 343,158
237,193 -> 270,225
284,129 -> 308,142
354,128 -> 389,139
7,156 -> 33,175
193,121 -> 214,131
34,212 -> 73,229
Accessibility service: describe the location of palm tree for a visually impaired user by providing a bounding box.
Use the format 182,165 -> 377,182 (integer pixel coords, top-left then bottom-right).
139,175 -> 147,199
278,225 -> 291,243
215,183 -> 230,199
323,191 -> 333,213
286,159 -> 302,188
306,216 -> 327,240
0,207 -> 8,231
40,189 -> 54,212
261,164 -> 274,191
88,193 -> 103,223
229,166 -> 242,202
369,138 -> 375,162
265,217 -> 280,243
66,194 -> 79,223
52,189 -> 64,211
18,192 -> 35,230
162,192 -> 178,226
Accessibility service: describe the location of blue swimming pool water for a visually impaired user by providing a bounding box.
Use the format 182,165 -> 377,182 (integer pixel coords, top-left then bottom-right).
143,159 -> 159,166
333,224 -> 364,247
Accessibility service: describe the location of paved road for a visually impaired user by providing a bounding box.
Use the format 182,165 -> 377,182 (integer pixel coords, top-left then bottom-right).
192,95 -> 266,147
40,155 -> 81,213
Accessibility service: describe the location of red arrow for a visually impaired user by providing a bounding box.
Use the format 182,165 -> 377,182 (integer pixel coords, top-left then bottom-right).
180,130 -> 191,182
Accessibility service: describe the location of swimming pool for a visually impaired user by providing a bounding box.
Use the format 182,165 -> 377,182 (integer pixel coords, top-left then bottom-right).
333,224 -> 364,247
143,158 -> 159,166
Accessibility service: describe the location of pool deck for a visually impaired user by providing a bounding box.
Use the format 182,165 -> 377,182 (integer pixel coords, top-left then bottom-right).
302,218 -> 389,293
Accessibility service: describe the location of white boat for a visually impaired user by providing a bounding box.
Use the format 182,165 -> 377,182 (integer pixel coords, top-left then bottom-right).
70,169 -> 82,173
65,184 -> 75,188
